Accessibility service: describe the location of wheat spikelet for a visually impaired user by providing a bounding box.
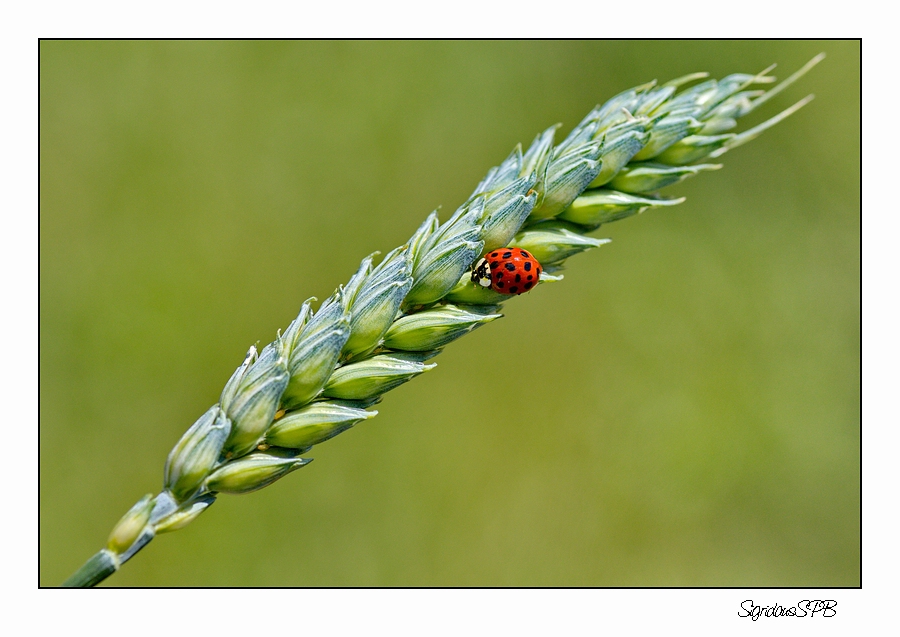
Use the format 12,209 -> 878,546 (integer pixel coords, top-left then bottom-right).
62,54 -> 823,587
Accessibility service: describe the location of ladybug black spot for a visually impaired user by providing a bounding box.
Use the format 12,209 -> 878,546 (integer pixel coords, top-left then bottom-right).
520,250 -> 530,258
496,281 -> 505,288
524,262 -> 532,272
515,274 -> 521,282
505,263 -> 516,272
490,251 -> 498,258
524,282 -> 532,290
502,251 -> 512,259
509,286 -> 518,294
527,274 -> 533,281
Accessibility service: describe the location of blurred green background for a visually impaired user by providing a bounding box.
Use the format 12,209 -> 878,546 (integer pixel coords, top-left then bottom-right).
40,40 -> 859,587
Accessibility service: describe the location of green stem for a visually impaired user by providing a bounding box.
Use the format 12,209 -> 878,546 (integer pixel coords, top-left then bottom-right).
61,550 -> 118,587
62,523 -> 157,587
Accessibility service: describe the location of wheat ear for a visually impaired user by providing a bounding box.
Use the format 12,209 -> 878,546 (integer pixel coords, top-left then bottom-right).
61,54 -> 823,587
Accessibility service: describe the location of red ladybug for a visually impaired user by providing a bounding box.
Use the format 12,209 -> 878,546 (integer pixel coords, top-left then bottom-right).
470,247 -> 542,295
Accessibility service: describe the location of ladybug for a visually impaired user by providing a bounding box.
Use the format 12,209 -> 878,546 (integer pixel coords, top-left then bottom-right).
470,247 -> 542,295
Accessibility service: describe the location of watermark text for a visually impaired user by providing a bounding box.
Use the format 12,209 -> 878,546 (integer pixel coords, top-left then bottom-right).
738,600 -> 837,621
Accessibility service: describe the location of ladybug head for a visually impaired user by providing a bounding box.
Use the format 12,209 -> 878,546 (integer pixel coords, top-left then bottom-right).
470,257 -> 492,287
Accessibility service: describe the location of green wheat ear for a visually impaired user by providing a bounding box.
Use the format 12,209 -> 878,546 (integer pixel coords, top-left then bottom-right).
61,54 -> 824,587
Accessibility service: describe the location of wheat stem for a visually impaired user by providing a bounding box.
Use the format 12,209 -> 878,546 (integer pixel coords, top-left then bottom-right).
61,55 -> 822,587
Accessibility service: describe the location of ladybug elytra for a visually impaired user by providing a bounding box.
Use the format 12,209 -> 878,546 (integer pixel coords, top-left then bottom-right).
470,247 -> 542,295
